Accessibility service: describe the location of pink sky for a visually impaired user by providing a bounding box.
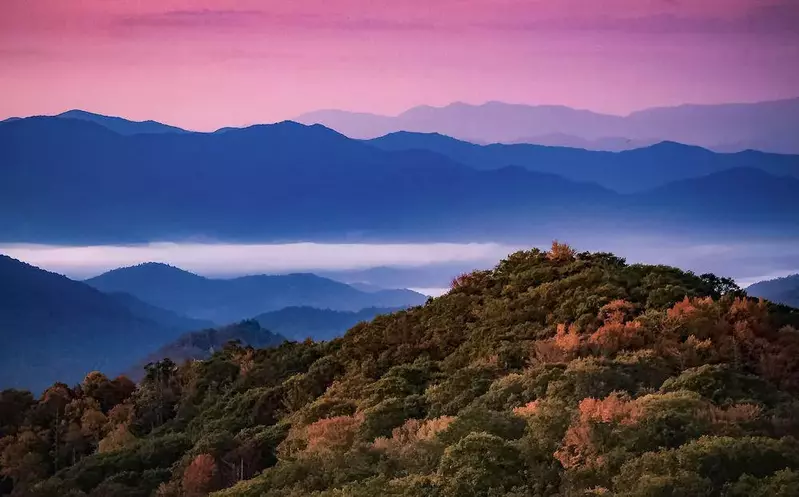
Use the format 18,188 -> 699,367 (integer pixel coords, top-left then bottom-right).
1,0 -> 797,130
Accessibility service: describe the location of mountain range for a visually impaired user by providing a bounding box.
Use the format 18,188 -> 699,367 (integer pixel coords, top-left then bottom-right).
366,131 -> 799,193
0,255 -> 205,392
297,98 -> 799,154
747,274 -> 799,308
0,254 -> 424,391
85,263 -> 427,323
2,115 -> 798,244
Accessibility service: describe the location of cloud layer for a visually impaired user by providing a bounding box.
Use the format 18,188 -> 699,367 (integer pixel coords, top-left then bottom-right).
0,242 -> 520,279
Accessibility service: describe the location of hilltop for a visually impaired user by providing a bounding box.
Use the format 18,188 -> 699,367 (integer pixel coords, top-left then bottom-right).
4,244 -> 799,496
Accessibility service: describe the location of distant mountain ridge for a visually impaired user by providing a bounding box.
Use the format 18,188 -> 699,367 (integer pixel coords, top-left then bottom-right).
0,255 -> 206,392
297,98 -> 799,154
366,131 -> 799,193
85,262 -> 427,323
1,115 -> 797,244
747,274 -> 799,308
56,109 -> 187,135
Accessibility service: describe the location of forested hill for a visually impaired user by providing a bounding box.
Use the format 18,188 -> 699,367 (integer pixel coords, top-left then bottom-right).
4,244 -> 799,496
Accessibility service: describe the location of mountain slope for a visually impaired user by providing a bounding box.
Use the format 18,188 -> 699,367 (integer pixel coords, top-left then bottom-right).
298,97 -> 799,153
0,255 -> 198,392
11,244 -> 799,497
253,306 -> 403,341
56,109 -> 188,135
85,263 -> 427,323
367,131 -> 799,193
747,274 -> 799,308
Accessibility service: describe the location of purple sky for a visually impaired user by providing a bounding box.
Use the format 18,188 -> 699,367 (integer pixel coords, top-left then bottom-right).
2,0 -> 798,130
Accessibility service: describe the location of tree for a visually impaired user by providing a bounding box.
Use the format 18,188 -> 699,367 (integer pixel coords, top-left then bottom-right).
438,432 -> 526,497
182,453 -> 219,497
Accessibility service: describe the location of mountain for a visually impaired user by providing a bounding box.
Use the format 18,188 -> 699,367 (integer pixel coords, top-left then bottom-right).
297,97 -> 799,153
253,306 -> 402,341
2,116 -> 797,244
8,244 -> 799,497
0,116 -> 624,244
0,255 -> 202,392
129,320 -> 286,379
55,109 -> 188,135
747,274 -> 799,308
367,131 -> 799,193
628,168 -> 799,231
85,262 -> 427,323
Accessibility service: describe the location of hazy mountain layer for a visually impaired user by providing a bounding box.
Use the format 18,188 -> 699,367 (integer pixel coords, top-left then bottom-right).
85,263 -> 427,323
298,98 -> 799,153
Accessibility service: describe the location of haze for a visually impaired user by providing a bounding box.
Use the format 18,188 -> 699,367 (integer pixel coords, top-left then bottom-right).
3,238 -> 797,290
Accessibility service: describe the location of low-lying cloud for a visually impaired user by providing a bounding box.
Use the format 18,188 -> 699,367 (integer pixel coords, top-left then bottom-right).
1,238 -> 797,289
0,242 -> 521,279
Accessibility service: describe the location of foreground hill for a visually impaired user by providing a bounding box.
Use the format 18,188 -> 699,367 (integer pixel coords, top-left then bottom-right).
85,263 -> 427,323
298,98 -> 799,153
368,131 -> 799,193
747,274 -> 799,308
6,244 -> 799,496
254,306 -> 403,341
0,256 -> 203,392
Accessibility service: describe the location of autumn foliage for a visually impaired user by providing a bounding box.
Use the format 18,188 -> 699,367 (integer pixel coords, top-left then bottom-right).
3,246 -> 799,497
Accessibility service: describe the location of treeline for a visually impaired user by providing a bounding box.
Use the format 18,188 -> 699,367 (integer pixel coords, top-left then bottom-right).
3,243 -> 799,496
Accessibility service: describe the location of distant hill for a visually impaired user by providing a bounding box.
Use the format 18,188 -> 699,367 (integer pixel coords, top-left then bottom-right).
0,255 -> 201,392
747,274 -> 799,308
1,116 -> 796,244
129,320 -> 286,379
298,98 -> 799,154
85,263 -> 427,323
253,306 -> 403,341
367,131 -> 799,193
55,110 -> 188,135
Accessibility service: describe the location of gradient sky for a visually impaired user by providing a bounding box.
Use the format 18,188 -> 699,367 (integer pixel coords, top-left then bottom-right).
2,0 -> 798,130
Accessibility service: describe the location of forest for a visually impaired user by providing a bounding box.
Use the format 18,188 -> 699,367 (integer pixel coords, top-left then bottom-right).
3,242 -> 799,497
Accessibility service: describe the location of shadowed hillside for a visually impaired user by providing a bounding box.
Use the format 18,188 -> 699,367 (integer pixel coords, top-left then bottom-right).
5,244 -> 799,496
0,256 -> 206,392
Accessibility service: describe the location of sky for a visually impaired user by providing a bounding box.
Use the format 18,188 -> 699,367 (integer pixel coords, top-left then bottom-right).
2,0 -> 798,130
